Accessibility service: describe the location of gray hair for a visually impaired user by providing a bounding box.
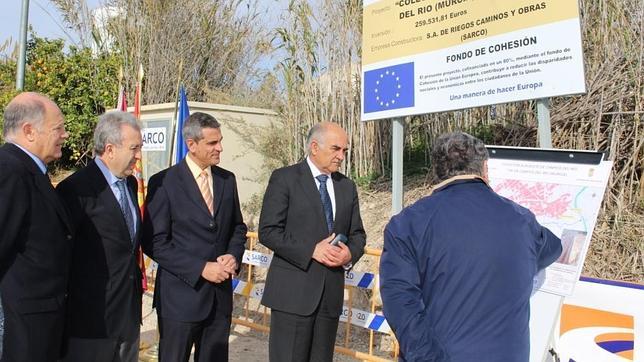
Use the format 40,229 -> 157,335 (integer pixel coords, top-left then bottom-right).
182,112 -> 220,142
93,111 -> 141,156
305,123 -> 326,155
431,132 -> 489,183
2,94 -> 47,140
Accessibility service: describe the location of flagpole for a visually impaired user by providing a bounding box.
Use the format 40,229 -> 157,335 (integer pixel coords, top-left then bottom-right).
133,63 -> 145,215
169,59 -> 184,167
134,63 -> 145,210
116,66 -> 124,109
132,63 -> 149,291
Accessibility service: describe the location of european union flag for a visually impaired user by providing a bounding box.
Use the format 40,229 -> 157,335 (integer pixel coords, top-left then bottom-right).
364,62 -> 414,113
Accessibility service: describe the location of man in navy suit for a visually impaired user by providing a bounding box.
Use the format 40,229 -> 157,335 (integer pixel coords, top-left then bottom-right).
259,122 -> 366,362
0,92 -> 72,361
143,112 -> 247,362
380,132 -> 562,361
57,111 -> 144,361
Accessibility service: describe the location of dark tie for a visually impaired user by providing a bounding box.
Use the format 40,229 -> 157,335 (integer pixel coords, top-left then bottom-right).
316,174 -> 334,233
116,180 -> 136,243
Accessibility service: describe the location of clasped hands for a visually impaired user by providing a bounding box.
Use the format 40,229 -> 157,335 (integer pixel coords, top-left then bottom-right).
201,254 -> 237,283
312,233 -> 352,267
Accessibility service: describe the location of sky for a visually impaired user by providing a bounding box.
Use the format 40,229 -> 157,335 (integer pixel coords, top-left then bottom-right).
0,0 -> 102,46
0,0 -> 288,49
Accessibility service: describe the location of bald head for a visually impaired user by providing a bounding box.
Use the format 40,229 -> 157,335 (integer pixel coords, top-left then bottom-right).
305,122 -> 347,154
306,122 -> 349,174
3,92 -> 52,140
3,92 -> 68,164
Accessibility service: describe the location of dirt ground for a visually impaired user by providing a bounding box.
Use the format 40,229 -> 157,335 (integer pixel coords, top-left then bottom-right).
137,292 -> 363,362
138,291 -> 279,362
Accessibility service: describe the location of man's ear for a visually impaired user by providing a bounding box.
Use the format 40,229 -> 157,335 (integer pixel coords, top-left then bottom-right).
103,143 -> 115,158
22,122 -> 36,142
186,139 -> 196,153
310,140 -> 319,156
482,160 -> 489,183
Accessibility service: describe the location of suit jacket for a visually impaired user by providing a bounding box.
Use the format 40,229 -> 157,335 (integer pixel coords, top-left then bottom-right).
0,142 -> 73,309
380,179 -> 562,361
56,160 -> 142,341
0,143 -> 72,356
142,159 -> 247,322
259,161 -> 366,317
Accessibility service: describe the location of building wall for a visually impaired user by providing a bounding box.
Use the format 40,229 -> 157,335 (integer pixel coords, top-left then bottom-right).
135,102 -> 276,220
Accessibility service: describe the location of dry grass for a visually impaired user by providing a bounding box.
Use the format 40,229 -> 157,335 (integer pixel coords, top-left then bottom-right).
585,207 -> 644,282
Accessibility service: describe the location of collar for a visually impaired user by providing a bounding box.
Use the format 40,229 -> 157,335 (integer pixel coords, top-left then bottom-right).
11,142 -> 47,174
306,156 -> 328,179
185,154 -> 212,179
94,156 -> 122,185
428,174 -> 489,197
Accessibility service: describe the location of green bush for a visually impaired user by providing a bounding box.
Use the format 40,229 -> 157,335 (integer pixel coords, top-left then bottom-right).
1,36 -> 121,168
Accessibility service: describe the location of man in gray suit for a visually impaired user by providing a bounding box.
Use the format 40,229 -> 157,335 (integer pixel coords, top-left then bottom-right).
259,122 -> 366,362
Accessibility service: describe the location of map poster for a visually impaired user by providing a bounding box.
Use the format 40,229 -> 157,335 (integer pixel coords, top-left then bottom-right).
486,154 -> 612,296
361,0 -> 586,121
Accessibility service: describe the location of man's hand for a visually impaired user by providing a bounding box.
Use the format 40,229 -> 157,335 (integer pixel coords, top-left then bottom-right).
201,261 -> 234,283
312,233 -> 352,267
335,241 -> 352,267
217,254 -> 238,274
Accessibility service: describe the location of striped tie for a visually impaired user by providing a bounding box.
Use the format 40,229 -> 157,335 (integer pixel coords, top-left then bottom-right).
198,171 -> 214,215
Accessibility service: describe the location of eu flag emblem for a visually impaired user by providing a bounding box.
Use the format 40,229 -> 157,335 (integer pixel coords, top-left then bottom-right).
364,62 -> 414,113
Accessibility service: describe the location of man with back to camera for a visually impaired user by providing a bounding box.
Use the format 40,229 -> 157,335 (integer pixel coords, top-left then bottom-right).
259,122 -> 366,362
143,112 -> 247,361
56,111 -> 144,361
379,132 -> 562,361
0,92 -> 72,361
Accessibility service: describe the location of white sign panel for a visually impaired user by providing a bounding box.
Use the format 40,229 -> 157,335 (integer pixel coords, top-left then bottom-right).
141,127 -> 167,152
557,278 -> 643,361
361,0 -> 586,121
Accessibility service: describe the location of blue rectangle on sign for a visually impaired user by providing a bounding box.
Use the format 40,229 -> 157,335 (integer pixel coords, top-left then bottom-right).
368,315 -> 386,331
357,273 -> 375,288
364,62 -> 414,113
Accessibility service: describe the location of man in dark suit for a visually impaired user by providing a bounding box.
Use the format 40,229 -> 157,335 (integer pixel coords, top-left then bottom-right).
380,132 -> 562,361
259,122 -> 366,362
56,111 -> 144,361
143,112 -> 247,362
0,92 -> 72,361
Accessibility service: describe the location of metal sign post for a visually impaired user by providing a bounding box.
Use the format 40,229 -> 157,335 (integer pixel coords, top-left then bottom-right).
537,98 -> 553,149
391,118 -> 405,215
16,0 -> 30,91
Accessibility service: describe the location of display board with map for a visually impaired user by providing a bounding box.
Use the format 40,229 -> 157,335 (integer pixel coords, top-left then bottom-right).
487,147 -> 612,296
486,146 -> 613,361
